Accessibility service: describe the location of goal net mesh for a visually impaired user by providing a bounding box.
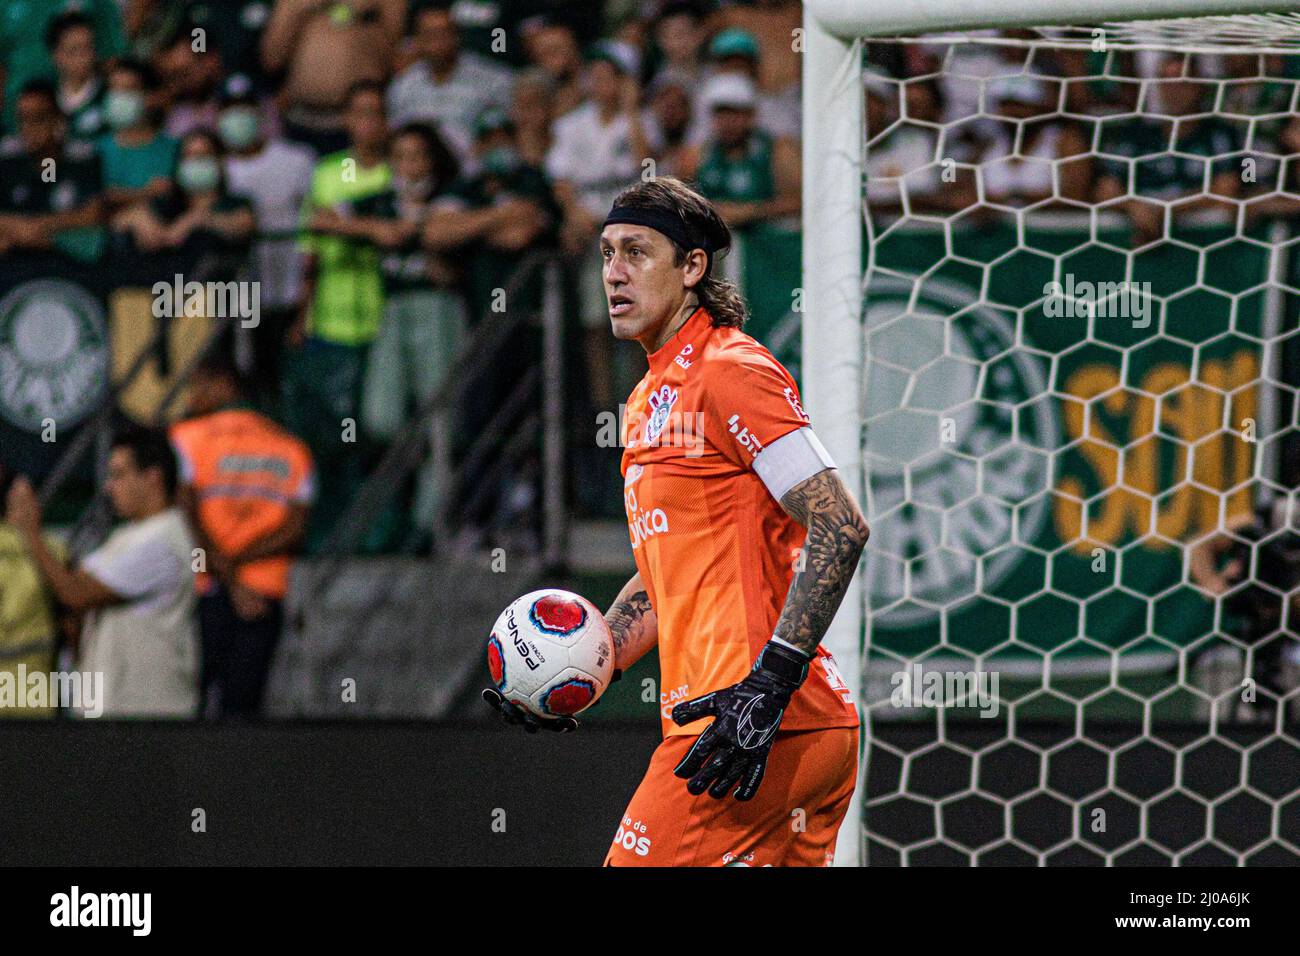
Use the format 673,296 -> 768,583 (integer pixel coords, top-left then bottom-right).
856,16 -> 1300,864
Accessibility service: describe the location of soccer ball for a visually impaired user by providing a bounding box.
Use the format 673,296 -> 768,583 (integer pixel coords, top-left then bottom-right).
486,589 -> 615,718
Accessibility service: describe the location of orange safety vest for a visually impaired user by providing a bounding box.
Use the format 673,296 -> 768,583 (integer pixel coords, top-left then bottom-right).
171,409 -> 315,600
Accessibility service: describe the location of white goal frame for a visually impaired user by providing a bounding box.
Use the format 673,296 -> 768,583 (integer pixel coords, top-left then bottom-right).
801,0 -> 1299,867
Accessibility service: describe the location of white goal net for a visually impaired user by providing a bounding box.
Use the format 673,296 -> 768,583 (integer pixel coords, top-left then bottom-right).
803,4 -> 1300,865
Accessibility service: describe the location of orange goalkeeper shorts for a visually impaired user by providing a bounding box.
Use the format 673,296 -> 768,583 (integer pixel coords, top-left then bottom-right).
604,726 -> 859,867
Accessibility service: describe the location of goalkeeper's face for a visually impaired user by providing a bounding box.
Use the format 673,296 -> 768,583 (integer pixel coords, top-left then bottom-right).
600,223 -> 706,349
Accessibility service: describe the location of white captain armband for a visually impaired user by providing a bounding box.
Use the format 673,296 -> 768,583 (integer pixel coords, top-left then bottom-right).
752,427 -> 837,502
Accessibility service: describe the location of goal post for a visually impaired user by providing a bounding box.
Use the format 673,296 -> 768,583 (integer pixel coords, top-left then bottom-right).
803,1 -> 1300,866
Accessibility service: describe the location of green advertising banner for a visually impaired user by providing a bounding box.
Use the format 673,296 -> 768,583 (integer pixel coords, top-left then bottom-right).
737,217 -> 1274,700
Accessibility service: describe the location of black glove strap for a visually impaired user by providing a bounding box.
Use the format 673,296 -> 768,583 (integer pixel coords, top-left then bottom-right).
755,640 -> 810,688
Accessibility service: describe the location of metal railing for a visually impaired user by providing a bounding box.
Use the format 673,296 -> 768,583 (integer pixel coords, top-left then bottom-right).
291,251 -> 570,623
33,238 -> 570,571
39,306 -> 241,559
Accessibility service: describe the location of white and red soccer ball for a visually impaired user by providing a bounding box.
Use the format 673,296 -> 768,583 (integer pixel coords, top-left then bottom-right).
486,589 -> 615,719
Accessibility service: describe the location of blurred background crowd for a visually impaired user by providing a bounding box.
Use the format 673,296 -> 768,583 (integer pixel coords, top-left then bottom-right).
1,0 -> 1298,719
4,1 -> 1298,543
0,0 -> 817,547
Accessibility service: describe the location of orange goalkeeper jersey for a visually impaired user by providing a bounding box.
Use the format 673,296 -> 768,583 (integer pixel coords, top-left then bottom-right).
619,306 -> 859,738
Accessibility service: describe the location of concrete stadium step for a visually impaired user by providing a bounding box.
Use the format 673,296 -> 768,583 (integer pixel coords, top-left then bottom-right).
266,553 -> 543,719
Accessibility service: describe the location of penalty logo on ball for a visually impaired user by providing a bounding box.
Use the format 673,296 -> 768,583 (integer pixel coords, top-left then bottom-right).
485,589 -> 616,720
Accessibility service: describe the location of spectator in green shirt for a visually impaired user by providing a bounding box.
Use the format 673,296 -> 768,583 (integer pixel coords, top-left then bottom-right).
0,461 -> 66,718
422,112 -> 561,539
423,111 -> 559,324
284,80 -> 392,551
691,73 -> 801,229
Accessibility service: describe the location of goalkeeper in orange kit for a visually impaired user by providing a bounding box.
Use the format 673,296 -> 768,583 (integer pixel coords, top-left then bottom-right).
485,177 -> 867,866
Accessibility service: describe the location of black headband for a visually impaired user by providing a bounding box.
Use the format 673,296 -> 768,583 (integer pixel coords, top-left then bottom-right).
603,204 -> 715,273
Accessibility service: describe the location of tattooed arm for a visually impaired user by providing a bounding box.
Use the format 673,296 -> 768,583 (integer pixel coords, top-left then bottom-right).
667,467 -> 867,799
605,571 -> 659,671
772,468 -> 870,657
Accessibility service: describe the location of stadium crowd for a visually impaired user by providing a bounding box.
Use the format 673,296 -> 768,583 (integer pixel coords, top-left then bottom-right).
1,0 -> 1298,718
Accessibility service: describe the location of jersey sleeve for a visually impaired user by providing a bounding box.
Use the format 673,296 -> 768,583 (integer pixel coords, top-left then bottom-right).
703,348 -> 835,501
704,347 -> 809,463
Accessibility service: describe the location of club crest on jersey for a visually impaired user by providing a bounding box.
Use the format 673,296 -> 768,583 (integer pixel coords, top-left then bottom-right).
643,385 -> 678,446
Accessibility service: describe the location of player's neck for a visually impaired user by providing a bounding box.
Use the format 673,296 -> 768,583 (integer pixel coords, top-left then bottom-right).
643,298 -> 701,354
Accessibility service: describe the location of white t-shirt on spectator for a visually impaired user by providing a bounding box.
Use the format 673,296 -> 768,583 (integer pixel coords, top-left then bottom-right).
80,507 -> 199,718
386,53 -> 514,165
225,139 -> 317,310
545,102 -> 642,220
980,125 -> 1062,201
867,126 -> 941,205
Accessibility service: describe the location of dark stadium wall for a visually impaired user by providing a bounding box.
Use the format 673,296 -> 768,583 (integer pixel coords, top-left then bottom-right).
0,722 -> 660,866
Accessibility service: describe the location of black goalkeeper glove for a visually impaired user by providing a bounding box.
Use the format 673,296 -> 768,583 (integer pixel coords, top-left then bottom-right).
482,670 -> 622,734
670,640 -> 810,800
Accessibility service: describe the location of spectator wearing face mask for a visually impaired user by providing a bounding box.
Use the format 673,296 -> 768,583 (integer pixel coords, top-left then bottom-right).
422,108 -> 561,541
688,72 -> 800,230
113,128 -> 255,282
423,108 -> 560,318
219,75 -> 316,405
97,57 -> 178,215
704,27 -> 800,142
